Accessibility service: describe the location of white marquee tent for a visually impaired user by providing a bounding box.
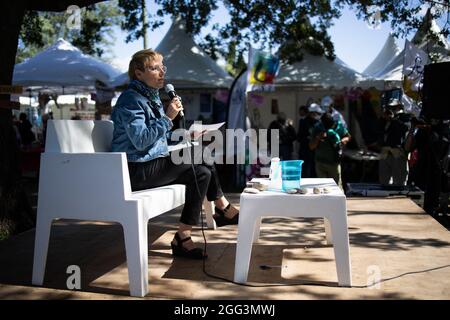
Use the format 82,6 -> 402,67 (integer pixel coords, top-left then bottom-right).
363,33 -> 401,78
13,38 -> 121,93
275,54 -> 377,89
367,10 -> 450,82
112,18 -> 233,89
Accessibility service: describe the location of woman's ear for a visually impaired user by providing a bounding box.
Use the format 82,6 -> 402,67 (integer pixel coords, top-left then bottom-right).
135,69 -> 143,80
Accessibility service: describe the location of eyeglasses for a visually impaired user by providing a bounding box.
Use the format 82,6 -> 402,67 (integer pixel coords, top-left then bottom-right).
146,65 -> 167,73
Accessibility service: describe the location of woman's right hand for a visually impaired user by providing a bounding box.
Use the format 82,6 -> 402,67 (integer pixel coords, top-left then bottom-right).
166,97 -> 183,120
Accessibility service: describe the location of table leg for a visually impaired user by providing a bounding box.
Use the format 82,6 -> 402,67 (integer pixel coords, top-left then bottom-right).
329,202 -> 352,287
234,206 -> 257,284
252,217 -> 261,242
324,218 -> 333,245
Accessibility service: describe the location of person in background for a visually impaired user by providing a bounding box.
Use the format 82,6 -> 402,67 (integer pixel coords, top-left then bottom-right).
268,112 -> 296,160
298,105 -> 308,122
41,111 -> 53,147
376,99 -> 411,186
296,105 -> 308,156
297,103 -> 323,178
309,112 -> 351,186
18,113 -> 35,147
321,95 -> 348,130
405,116 -> 449,216
12,114 -> 21,146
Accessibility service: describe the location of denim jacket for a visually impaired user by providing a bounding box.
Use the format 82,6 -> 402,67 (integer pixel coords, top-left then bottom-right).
111,80 -> 173,162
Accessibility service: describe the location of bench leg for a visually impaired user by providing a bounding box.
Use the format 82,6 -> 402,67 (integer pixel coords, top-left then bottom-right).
329,205 -> 352,287
32,215 -> 53,286
234,205 -> 257,283
123,214 -> 149,297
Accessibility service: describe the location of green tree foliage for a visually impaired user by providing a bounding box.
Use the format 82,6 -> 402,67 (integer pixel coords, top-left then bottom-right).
72,4 -> 122,57
18,0 -> 449,67
224,41 -> 246,76
199,34 -> 223,61
220,0 -> 340,64
338,0 -> 449,41
217,0 -> 448,64
117,1 -> 341,70
118,0 -> 218,48
16,0 -> 450,66
154,0 -> 218,34
118,0 -> 162,43
17,1 -> 121,63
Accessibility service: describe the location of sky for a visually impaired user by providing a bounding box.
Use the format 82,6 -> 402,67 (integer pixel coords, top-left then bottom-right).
109,1 -> 442,74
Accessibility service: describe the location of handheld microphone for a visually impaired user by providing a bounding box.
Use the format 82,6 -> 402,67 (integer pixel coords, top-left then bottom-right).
164,83 -> 183,118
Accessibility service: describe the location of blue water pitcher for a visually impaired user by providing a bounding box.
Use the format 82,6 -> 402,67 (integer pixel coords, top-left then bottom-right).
281,160 -> 303,191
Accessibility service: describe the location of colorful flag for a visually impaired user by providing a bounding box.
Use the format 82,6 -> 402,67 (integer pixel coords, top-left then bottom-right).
247,47 -> 280,92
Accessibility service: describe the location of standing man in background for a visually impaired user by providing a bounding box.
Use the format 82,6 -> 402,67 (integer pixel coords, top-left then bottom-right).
376,99 -> 411,186
268,112 -> 296,160
309,112 -> 351,187
297,103 -> 323,177
322,95 -> 348,130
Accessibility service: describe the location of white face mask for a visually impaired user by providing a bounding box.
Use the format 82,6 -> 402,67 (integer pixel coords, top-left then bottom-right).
313,115 -> 321,121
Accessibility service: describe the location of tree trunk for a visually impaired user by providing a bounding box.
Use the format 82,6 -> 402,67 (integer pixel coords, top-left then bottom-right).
0,2 -> 34,237
141,0 -> 148,49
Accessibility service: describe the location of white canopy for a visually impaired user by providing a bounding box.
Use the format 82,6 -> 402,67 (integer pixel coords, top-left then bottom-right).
363,33 -> 401,77
13,38 -> 121,91
275,53 -> 377,89
369,10 -> 450,81
112,18 -> 233,89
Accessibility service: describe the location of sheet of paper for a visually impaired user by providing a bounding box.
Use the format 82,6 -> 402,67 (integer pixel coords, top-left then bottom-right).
188,122 -> 225,133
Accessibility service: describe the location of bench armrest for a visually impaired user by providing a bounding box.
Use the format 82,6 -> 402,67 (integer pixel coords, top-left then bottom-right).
39,152 -> 132,204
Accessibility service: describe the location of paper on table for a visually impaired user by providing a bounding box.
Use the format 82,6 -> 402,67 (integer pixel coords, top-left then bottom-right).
188,122 -> 225,134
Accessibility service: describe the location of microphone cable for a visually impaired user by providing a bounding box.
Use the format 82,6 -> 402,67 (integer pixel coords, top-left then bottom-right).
181,117 -> 233,283
179,117 -> 450,289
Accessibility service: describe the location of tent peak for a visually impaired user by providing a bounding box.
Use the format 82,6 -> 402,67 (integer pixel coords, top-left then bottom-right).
363,33 -> 401,77
51,38 -> 79,52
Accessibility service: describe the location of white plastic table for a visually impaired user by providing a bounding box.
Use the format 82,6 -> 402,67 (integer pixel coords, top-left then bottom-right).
234,178 -> 352,286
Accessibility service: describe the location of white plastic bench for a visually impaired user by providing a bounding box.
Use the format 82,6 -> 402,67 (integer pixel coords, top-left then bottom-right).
32,119 -> 215,297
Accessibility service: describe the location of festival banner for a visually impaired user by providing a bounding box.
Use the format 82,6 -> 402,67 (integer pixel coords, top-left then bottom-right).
402,39 -> 429,101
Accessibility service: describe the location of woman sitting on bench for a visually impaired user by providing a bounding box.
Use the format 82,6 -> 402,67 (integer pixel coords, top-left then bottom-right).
111,49 -> 239,260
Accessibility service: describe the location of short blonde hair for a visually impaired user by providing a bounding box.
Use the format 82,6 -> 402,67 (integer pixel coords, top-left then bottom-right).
128,49 -> 163,80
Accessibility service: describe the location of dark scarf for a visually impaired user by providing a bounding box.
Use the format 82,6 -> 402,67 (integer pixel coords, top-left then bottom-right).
128,79 -> 161,105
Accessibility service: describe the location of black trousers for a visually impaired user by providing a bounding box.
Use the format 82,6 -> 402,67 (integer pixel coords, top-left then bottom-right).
128,156 -> 224,226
